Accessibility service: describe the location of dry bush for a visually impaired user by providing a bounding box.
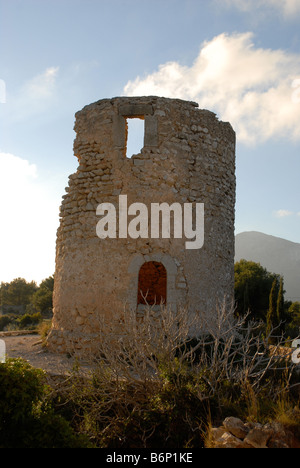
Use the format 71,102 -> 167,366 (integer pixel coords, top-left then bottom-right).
192,302 -> 298,398
50,301 -> 299,447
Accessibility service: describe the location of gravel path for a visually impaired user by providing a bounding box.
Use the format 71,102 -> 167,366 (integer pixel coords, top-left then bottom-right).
0,332 -> 82,375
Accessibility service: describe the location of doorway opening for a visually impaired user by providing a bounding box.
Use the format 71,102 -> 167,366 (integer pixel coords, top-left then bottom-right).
137,261 -> 167,306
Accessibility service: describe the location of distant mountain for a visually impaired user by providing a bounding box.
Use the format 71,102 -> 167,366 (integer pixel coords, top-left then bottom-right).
235,231 -> 300,302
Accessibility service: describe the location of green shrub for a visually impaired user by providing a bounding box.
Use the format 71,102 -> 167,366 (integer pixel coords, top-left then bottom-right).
0,315 -> 12,331
40,305 -> 299,448
0,358 -> 45,423
0,358 -> 92,448
17,312 -> 42,329
67,361 -> 211,449
0,312 -> 44,331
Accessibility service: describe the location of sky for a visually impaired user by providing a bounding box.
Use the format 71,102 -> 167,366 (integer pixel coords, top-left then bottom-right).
0,0 -> 299,284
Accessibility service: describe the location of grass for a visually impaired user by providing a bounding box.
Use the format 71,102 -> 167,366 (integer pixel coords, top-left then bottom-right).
42,304 -> 299,448
1,303 -> 299,448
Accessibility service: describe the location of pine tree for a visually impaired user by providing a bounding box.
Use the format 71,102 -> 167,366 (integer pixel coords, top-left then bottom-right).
276,276 -> 285,334
266,278 -> 278,340
243,281 -> 250,315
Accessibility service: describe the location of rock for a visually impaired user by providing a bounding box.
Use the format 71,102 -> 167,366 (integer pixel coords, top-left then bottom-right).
223,417 -> 249,440
268,438 -> 289,449
75,316 -> 85,326
209,417 -> 300,449
215,432 -> 244,449
85,202 -> 94,211
244,427 -> 272,449
211,427 -> 227,441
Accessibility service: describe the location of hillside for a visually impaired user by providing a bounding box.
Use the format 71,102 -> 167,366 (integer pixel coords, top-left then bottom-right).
235,231 -> 300,302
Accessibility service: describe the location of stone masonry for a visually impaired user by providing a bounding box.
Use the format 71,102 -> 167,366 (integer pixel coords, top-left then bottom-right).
47,96 -> 236,353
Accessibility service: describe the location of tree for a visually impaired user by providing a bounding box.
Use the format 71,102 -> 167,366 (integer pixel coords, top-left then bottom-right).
288,302 -> 300,322
0,278 -> 37,308
39,276 -> 54,291
31,276 -> 54,314
234,260 -> 280,322
266,278 -> 279,338
286,302 -> 300,338
276,276 -> 285,333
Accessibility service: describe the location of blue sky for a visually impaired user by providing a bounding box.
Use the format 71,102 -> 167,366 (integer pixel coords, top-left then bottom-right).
0,0 -> 300,283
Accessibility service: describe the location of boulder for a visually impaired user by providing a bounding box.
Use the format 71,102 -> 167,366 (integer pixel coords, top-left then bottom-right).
244,427 -> 272,449
223,417 -> 249,440
209,417 -> 300,449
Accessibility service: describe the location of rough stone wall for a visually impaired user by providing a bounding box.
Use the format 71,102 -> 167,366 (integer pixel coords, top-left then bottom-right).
47,96 -> 236,353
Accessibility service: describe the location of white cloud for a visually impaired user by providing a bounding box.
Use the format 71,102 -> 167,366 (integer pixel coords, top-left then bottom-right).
274,209 -> 294,218
124,32 -> 300,145
0,79 -> 6,104
25,66 -> 59,100
0,152 -> 38,181
6,67 -> 59,122
222,0 -> 300,17
0,152 -> 59,283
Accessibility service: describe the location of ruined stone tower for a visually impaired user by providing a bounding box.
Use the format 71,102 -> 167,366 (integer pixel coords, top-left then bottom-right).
48,96 -> 236,353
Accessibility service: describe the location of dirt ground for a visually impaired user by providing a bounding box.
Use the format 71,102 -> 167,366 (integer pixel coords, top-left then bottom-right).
0,331 -> 85,375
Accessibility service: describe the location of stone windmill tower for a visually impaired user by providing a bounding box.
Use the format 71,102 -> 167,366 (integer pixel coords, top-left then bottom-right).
47,96 -> 236,353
